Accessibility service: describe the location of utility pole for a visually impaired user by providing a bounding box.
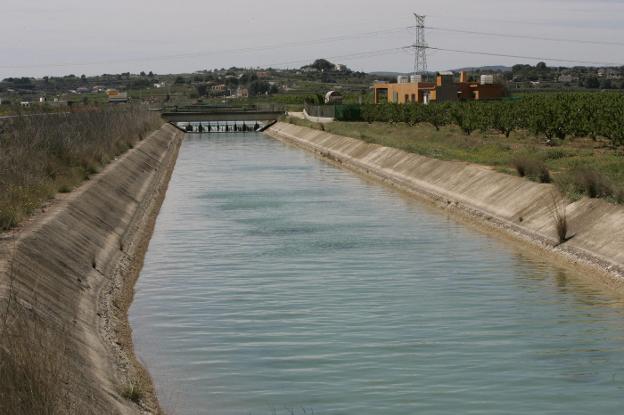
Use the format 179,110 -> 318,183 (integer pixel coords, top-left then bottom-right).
413,14 -> 428,76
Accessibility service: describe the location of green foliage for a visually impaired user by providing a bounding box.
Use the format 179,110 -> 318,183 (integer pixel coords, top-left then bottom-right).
486,100 -> 518,137
360,92 -> 624,147
450,102 -> 484,135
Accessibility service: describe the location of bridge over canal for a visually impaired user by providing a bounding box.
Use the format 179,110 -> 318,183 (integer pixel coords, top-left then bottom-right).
160,104 -> 285,133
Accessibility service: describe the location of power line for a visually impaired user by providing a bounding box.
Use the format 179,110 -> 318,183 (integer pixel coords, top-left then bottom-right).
3,20 -> 621,73
425,13 -> 624,30
422,46 -> 623,67
422,25 -> 624,47
265,47 -> 408,68
0,26 -> 414,70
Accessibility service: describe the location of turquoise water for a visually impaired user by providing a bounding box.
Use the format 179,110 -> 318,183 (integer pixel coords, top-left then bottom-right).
130,133 -> 624,415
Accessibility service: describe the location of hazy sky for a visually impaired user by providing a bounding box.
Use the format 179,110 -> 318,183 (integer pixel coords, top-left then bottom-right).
2,0 -> 623,79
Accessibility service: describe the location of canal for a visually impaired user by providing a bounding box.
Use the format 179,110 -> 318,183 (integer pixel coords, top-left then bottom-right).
130,132 -> 624,415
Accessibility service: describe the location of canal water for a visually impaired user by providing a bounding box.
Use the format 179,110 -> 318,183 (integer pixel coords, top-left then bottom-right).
130,133 -> 624,415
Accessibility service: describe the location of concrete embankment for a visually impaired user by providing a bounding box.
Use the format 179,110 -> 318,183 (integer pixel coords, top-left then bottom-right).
0,124 -> 183,414
266,122 -> 624,287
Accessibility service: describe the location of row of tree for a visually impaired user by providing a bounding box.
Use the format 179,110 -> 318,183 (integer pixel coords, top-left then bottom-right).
360,93 -> 624,146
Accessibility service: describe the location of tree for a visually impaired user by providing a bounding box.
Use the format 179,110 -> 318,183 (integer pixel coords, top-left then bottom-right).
584,77 -> 600,89
129,78 -> 152,89
224,77 -> 239,89
249,80 -> 272,96
600,79 -> 613,89
196,84 -> 208,97
308,59 -> 334,72
450,102 -> 483,135
320,72 -> 335,83
423,103 -> 450,131
488,101 -> 518,137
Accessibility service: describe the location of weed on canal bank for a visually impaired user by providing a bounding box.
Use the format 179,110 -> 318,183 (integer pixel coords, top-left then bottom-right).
0,107 -> 162,230
284,117 -> 624,204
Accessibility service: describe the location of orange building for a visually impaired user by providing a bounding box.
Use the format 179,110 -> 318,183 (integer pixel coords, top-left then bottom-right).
373,72 -> 505,104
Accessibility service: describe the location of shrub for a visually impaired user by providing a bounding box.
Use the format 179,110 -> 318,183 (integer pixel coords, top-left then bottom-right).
551,196 -> 568,244
511,155 -> 551,183
573,167 -> 614,198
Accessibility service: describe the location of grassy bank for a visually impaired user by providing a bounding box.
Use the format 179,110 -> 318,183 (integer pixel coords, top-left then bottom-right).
0,107 -> 162,230
0,299 -> 80,414
285,117 -> 624,203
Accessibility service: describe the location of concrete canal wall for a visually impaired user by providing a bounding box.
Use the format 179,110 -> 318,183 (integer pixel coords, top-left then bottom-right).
266,122 -> 624,288
0,124 -> 183,414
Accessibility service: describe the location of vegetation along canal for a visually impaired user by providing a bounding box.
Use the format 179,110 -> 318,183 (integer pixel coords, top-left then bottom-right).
130,132 -> 624,415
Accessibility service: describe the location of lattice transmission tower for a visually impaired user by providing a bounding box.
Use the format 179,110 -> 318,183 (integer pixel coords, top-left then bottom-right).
413,14 -> 428,75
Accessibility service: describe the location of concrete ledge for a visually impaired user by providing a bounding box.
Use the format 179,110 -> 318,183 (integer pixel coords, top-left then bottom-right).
266,122 -> 624,287
302,109 -> 334,124
0,123 -> 184,414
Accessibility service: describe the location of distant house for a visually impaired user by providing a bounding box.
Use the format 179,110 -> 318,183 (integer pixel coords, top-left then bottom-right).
76,87 -> 90,94
106,89 -> 129,103
236,87 -> 249,98
605,68 -> 622,80
334,64 -> 347,72
373,71 -> 505,104
256,71 -> 270,79
153,82 -> 166,88
20,101 -> 31,107
558,74 -> 574,83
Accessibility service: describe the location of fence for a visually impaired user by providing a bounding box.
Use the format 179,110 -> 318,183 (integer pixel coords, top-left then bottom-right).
304,102 -> 335,118
304,103 -> 363,121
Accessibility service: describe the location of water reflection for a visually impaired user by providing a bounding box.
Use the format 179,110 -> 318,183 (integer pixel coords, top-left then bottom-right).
130,133 -> 624,415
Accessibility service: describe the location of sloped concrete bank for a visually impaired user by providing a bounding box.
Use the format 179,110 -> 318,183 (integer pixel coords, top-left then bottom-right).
0,124 -> 183,414
266,122 -> 624,288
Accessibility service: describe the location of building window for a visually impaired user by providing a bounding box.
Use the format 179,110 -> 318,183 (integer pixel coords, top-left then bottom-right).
405,94 -> 409,103
411,94 -> 416,102
376,88 -> 388,103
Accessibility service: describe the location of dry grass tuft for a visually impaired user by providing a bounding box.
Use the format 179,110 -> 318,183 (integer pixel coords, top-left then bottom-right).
550,195 -> 569,244
121,381 -> 144,404
0,299 -> 76,415
573,167 -> 613,198
511,155 -> 552,183
0,106 -> 161,230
